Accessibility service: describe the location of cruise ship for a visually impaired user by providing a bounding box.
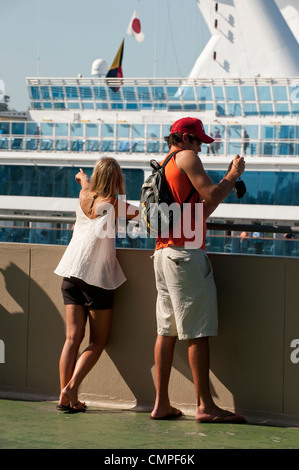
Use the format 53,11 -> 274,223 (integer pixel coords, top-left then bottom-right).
0,0 -> 298,256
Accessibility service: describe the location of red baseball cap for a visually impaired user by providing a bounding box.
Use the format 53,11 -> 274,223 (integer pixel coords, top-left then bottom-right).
170,117 -> 214,144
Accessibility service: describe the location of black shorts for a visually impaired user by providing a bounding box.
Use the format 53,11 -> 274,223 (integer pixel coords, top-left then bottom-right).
61,277 -> 114,310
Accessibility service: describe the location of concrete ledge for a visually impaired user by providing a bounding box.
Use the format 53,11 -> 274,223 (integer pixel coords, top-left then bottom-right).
0,243 -> 299,425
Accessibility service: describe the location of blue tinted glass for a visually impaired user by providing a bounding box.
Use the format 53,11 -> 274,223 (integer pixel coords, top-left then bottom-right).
86,124 -> 98,137
125,103 -> 138,110
137,87 -> 151,100
94,87 -> 107,100
108,88 -> 122,101
163,124 -> 172,136
82,102 -> 94,109
122,169 -> 144,200
12,123 -> 25,135
68,102 -> 80,109
228,103 -> 242,115
41,123 -> 54,136
275,103 -> 289,115
276,173 -> 293,204
184,103 -> 198,110
227,125 -> 242,138
228,142 -> 242,154
118,141 -> 130,152
154,103 -> 167,110
0,122 -> 9,133
111,103 -> 124,109
168,103 -> 182,110
262,126 -> 277,139
32,102 -> 42,109
294,173 -> 299,204
279,125 -> 294,139
216,103 -> 226,115
244,103 -> 258,115
117,124 -> 130,137
54,102 -> 66,109
96,103 -> 108,109
79,87 -> 92,100
167,87 -> 180,100
123,87 -> 136,101
214,86 -> 224,100
181,86 -> 194,100
291,103 -> 299,114
56,123 -> 68,136
196,86 -> 212,100
140,103 -> 153,110
43,102 -> 53,109
241,86 -> 255,100
30,86 -> 40,100
85,140 -> 99,152
26,123 -> 39,135
66,86 -> 78,99
241,172 -> 258,204
101,140 -> 114,152
41,86 -> 50,100
258,172 -> 275,204
132,124 -> 144,138
273,86 -> 287,100
245,125 -> 258,138
132,141 -> 144,153
147,141 -> 160,153
148,124 -> 160,138
226,86 -> 239,100
51,86 -> 64,99
152,87 -> 166,100
258,86 -> 271,101
260,103 -> 273,115
101,124 -> 114,137
55,139 -> 68,151
71,124 -> 83,136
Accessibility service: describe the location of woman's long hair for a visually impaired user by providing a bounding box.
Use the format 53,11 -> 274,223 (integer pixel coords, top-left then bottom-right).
89,157 -> 125,198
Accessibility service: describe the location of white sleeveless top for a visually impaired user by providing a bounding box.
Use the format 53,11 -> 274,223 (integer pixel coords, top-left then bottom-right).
54,201 -> 126,290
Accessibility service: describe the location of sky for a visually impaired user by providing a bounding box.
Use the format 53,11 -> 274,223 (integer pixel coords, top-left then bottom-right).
0,0 -> 210,111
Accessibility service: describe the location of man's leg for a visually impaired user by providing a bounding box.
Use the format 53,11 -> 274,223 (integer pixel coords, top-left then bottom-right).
151,334 -> 182,419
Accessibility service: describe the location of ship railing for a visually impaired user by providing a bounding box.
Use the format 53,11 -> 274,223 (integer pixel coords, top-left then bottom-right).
0,134 -> 298,158
0,214 -> 298,258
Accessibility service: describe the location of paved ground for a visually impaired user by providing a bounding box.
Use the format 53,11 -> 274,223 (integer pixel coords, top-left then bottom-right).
0,399 -> 298,450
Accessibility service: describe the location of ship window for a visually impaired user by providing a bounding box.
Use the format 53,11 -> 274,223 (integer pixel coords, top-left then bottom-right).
26,123 -> 39,135
132,124 -> 145,138
273,86 -> 287,101
257,86 -> 271,101
122,169 -> 144,201
125,103 -> 138,110
260,103 -> 273,115
241,86 -> 255,101
214,86 -> 224,100
152,87 -> 166,100
108,88 -> 122,100
137,87 -> 151,100
227,125 -> 242,138
66,86 -> 78,99
228,103 -> 242,116
291,103 -> 299,114
167,87 -> 180,100
12,123 -> 25,135
180,86 -> 195,100
30,86 -> 40,100
71,123 -> 83,136
82,102 -> 94,109
86,124 -> 98,137
294,173 -> 299,205
43,102 -> 53,109
32,102 -> 42,109
41,123 -> 54,136
79,87 -> 92,100
100,140 -> 114,152
56,123 -> 68,136
123,87 -> 136,101
41,86 -> 51,100
94,87 -> 107,100
117,124 -> 130,138
51,86 -> 64,100
243,103 -> 258,115
196,86 -> 212,101
68,102 -> 80,109
111,103 -> 124,109
101,124 -> 114,137
54,103 -> 66,109
147,124 -> 160,138
168,103 -> 182,110
258,172 -> 275,204
275,103 -> 289,115
184,103 -> 198,110
276,173 -> 293,205
226,86 -> 240,101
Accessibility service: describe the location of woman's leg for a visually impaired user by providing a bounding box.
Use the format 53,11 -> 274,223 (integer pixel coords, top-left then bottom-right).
62,307 -> 113,409
58,304 -> 87,405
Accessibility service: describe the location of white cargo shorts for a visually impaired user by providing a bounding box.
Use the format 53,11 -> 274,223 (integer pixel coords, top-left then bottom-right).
153,246 -> 218,340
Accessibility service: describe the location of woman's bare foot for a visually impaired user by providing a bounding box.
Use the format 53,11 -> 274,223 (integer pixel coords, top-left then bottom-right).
61,385 -> 86,411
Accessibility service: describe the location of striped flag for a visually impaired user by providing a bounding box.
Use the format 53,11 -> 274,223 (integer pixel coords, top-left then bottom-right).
106,39 -> 124,92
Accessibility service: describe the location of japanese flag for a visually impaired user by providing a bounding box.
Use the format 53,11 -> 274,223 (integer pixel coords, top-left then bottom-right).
127,10 -> 144,43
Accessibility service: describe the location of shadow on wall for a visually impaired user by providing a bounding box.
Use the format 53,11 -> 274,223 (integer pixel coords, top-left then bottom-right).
0,262 -> 65,395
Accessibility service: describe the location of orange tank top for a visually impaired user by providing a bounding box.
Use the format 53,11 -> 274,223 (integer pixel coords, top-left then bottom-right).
155,151 -> 206,250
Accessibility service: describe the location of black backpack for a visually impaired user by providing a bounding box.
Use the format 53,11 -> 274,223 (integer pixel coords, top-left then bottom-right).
140,150 -> 195,236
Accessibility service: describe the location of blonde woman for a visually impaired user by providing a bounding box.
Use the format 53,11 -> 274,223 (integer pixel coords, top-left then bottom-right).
54,158 -> 139,412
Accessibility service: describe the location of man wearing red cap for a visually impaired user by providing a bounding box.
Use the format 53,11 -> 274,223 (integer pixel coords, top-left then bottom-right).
150,116 -> 246,423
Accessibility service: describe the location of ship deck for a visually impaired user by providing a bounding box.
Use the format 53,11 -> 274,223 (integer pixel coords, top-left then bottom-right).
1,399 -> 298,450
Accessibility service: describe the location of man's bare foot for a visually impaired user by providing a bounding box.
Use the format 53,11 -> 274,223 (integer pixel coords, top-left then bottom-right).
196,405 -> 246,424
